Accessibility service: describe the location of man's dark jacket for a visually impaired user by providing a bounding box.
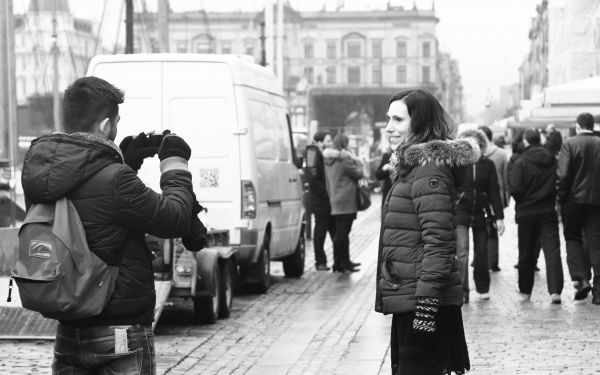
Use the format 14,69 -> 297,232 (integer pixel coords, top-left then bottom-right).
303,145 -> 331,215
557,133 -> 600,205
21,133 -> 194,326
454,157 -> 504,228
510,145 -> 557,220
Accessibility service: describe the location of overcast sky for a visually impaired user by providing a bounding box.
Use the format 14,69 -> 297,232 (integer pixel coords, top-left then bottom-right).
14,0 -> 541,119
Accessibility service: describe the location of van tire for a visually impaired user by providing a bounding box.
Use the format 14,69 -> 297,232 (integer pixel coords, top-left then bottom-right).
246,234 -> 271,294
282,232 -> 305,278
218,259 -> 234,318
193,263 -> 221,324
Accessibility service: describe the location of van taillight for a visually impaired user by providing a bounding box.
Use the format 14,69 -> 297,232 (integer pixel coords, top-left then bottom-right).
241,180 -> 256,219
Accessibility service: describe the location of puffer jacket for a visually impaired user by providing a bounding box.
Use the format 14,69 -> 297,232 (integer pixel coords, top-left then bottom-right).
375,138 -> 479,314
21,133 -> 194,326
322,148 -> 363,215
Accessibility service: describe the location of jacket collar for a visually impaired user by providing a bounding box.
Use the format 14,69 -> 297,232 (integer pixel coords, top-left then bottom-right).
391,138 -> 480,173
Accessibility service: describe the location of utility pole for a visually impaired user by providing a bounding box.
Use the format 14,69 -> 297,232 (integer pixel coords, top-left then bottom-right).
52,4 -> 60,132
264,0 -> 274,71
125,0 -> 134,54
158,0 -> 169,52
0,0 -> 18,225
276,0 -> 284,90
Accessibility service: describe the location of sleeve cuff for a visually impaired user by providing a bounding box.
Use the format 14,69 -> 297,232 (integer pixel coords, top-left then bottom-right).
160,156 -> 189,173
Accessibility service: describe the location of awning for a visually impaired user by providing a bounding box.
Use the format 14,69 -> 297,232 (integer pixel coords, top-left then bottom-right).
544,76 -> 600,105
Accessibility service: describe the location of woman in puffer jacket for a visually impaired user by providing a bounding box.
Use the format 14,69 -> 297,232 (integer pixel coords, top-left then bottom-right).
323,134 -> 364,272
455,130 -> 505,303
375,89 -> 475,375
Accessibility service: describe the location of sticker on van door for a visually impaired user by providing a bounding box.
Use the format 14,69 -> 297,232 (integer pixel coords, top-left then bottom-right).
198,168 -> 220,188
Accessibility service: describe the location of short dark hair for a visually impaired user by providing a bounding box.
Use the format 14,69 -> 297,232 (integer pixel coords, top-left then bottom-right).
479,126 -> 493,141
523,127 -> 541,145
576,112 -> 594,130
332,134 -> 349,151
389,89 -> 452,145
62,77 -> 124,133
313,131 -> 330,143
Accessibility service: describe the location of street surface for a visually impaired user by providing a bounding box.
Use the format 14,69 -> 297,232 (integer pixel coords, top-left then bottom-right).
0,195 -> 599,374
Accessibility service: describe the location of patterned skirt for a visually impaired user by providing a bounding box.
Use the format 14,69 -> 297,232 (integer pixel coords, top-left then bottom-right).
390,305 -> 470,375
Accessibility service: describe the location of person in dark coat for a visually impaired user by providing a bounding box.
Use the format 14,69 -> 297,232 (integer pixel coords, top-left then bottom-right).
376,89 -> 472,375
557,112 -> 600,304
304,131 -> 335,271
21,77 -> 204,374
545,124 -> 563,157
375,148 -> 393,208
511,128 -> 564,304
455,130 -> 505,303
323,134 -> 364,272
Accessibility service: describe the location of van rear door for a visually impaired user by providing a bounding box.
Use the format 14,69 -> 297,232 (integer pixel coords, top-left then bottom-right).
161,62 -> 241,243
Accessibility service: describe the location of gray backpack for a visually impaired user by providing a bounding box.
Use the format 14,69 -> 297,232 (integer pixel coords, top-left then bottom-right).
10,197 -> 119,320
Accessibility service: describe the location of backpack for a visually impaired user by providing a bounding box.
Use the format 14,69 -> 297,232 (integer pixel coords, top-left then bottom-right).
10,197 -> 119,320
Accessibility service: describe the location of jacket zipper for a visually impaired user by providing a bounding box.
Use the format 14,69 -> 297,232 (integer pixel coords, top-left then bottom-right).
470,164 -> 477,226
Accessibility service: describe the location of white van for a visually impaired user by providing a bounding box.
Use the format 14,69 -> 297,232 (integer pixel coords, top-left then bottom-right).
87,54 -> 305,293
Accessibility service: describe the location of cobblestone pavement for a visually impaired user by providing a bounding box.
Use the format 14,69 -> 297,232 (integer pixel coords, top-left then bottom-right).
0,197 -> 599,374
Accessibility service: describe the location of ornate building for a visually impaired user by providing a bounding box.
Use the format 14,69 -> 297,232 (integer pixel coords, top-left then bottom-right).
519,0 -> 549,101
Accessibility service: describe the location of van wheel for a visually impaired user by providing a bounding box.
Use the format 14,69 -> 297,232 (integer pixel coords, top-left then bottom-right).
193,263 -> 221,324
218,259 -> 234,319
248,234 -> 271,294
282,232 -> 305,278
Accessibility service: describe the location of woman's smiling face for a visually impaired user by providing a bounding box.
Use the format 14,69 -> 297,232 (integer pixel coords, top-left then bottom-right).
385,100 -> 411,151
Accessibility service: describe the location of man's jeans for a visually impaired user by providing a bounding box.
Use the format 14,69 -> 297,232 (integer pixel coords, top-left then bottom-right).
52,323 -> 156,375
313,213 -> 336,265
457,225 -> 490,294
561,202 -> 600,283
517,212 -> 564,295
487,231 -> 499,269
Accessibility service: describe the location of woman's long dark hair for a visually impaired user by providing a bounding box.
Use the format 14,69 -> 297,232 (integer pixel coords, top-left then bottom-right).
333,134 -> 349,151
389,89 -> 453,145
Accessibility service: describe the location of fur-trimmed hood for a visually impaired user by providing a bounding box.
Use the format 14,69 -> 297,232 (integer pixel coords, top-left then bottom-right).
392,138 -> 480,171
322,148 -> 357,165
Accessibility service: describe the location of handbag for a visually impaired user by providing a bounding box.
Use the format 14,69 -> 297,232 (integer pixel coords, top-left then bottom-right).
357,178 -> 371,211
482,192 -> 497,238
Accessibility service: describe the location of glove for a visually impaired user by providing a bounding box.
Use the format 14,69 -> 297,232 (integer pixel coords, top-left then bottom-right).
182,215 -> 208,251
157,131 -> 192,161
412,297 -> 440,345
119,132 -> 164,171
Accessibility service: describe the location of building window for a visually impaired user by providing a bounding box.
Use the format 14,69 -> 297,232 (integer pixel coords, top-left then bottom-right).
327,42 -> 336,59
422,41 -> 431,58
195,40 -> 212,53
348,66 -> 361,84
245,42 -> 255,56
372,40 -> 382,58
396,41 -> 407,58
347,41 -> 361,58
422,66 -> 431,83
372,65 -> 381,84
221,41 -> 232,54
305,66 -> 314,84
326,66 -> 336,84
176,41 -> 187,53
304,42 -> 314,58
397,65 -> 407,83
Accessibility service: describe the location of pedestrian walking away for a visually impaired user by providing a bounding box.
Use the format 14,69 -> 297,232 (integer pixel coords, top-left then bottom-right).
455,130 -> 505,303
375,147 -> 393,209
557,112 -> 600,304
323,134 -> 364,273
479,126 -> 509,272
20,77 -> 206,374
375,89 -> 472,375
304,131 -> 336,271
510,128 -> 564,304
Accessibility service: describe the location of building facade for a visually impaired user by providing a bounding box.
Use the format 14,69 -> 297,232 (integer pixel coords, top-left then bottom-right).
519,0 -> 549,101
135,3 -> 463,132
14,0 -> 100,105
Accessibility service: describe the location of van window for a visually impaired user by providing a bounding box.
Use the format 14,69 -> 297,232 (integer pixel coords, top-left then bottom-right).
168,97 -> 230,158
250,99 -> 277,160
274,106 -> 291,161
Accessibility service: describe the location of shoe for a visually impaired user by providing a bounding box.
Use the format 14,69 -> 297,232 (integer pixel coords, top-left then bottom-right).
514,264 -> 518,269
550,293 -> 561,304
315,263 -> 331,271
332,263 -> 360,273
490,266 -> 501,272
574,280 -> 592,301
463,292 -> 470,304
348,260 -> 361,267
478,292 -> 490,301
516,289 -> 531,302
534,266 -> 540,272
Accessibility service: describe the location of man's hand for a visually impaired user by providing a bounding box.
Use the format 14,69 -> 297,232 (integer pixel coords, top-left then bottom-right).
119,132 -> 163,171
496,219 -> 505,236
158,131 -> 192,161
